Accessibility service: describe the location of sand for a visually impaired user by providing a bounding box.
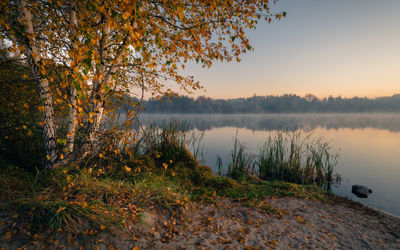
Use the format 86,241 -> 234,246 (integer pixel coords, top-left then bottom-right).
1,197 -> 400,249
139,197 -> 400,249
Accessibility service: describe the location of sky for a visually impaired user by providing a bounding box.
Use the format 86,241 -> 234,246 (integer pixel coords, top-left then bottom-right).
181,0 -> 400,99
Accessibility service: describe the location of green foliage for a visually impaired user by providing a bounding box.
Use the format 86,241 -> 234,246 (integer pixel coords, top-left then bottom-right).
0,60 -> 45,171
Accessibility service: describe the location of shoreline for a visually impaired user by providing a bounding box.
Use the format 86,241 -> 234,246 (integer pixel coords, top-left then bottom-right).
2,195 -> 399,249
329,190 -> 400,219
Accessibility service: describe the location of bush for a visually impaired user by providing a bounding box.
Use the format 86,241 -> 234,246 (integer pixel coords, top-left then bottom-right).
0,60 -> 45,171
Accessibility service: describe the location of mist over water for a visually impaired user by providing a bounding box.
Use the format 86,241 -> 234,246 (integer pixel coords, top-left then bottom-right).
139,113 -> 400,216
139,113 -> 400,132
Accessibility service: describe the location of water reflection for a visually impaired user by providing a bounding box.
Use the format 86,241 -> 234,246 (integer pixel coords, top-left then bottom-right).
139,113 -> 400,132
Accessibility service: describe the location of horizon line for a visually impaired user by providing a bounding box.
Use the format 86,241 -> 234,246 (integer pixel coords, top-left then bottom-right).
159,92 -> 400,101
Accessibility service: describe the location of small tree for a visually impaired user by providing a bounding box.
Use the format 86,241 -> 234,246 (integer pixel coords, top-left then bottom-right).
0,0 -> 285,170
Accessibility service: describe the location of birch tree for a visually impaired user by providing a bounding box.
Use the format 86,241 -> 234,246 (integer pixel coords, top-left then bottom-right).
0,0 -> 284,170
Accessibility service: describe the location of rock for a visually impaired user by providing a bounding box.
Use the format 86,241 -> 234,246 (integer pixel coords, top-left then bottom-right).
352,185 -> 372,198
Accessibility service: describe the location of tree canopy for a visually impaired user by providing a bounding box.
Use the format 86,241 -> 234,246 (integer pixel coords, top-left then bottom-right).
0,0 -> 284,169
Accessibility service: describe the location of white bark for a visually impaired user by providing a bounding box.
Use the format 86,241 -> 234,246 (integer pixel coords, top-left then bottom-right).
82,14 -> 129,157
19,0 -> 58,169
88,18 -> 110,141
81,18 -> 110,157
67,0 -> 77,152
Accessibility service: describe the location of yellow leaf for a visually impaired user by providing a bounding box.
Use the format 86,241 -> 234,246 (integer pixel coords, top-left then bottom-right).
62,170 -> 67,174
82,202 -> 88,208
99,153 -> 104,158
178,8 -> 184,20
162,163 -> 168,170
269,239 -> 277,245
125,166 -> 131,172
297,216 -> 305,223
56,207 -> 65,213
132,247 -> 140,250
60,154 -> 64,160
98,5 -> 106,14
22,125 -> 27,130
100,225 -> 106,230
5,231 -> 12,242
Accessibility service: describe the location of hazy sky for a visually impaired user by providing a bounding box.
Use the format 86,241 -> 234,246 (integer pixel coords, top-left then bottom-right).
183,0 -> 400,99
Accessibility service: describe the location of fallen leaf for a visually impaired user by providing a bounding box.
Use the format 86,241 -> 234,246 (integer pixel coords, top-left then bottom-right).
56,207 -> 65,213
297,215 -> 305,224
5,232 -> 12,242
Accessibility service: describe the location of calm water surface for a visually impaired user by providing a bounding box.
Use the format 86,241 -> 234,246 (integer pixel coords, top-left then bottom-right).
140,113 -> 400,216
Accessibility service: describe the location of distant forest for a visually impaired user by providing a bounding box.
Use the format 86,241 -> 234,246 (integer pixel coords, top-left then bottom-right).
134,94 -> 400,113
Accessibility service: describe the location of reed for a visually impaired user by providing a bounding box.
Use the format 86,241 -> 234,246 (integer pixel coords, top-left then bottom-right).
129,120 -> 339,189
127,119 -> 205,164
257,131 -> 340,189
226,133 -> 256,180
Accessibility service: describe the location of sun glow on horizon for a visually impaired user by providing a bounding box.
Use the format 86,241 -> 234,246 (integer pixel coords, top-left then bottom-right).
181,0 -> 400,100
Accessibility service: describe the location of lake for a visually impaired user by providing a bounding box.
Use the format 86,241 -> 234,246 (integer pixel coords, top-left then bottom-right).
139,113 -> 400,217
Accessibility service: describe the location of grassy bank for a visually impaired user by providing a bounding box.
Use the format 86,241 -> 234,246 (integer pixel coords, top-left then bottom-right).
0,123 -> 343,247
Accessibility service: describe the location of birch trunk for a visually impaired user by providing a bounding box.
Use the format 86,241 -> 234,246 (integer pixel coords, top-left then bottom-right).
19,0 -> 58,169
87,19 -> 110,143
67,85 -> 77,152
81,16 -> 128,158
66,1 -> 77,153
80,18 -> 109,157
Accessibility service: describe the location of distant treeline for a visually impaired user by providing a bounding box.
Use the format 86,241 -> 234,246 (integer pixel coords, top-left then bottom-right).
135,94 -> 400,113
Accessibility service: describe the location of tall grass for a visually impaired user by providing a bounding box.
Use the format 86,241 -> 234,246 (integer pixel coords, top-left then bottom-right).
139,121 -> 340,189
123,119 -> 205,164
257,131 -> 340,189
223,131 -> 340,189
226,133 -> 256,179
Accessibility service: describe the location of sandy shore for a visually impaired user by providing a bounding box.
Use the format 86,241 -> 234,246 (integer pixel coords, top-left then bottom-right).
1,197 -> 400,249
140,197 -> 400,249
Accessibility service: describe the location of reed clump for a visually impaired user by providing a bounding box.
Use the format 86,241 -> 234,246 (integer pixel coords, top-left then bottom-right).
225,131 -> 340,189
226,135 -> 256,180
